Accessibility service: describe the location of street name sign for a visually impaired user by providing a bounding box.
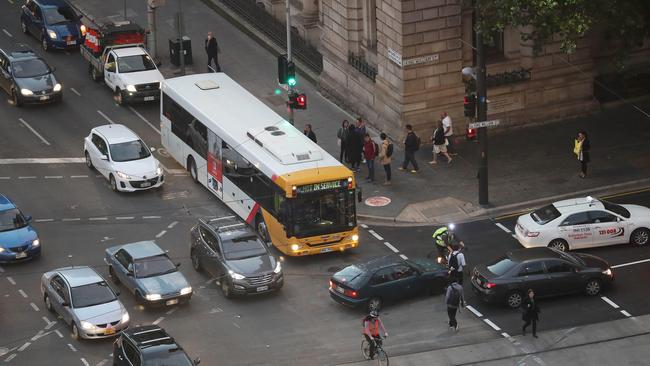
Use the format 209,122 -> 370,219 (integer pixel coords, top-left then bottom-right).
469,119 -> 500,129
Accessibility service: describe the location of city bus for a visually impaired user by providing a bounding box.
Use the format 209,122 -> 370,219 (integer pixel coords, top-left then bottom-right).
160,73 -> 359,256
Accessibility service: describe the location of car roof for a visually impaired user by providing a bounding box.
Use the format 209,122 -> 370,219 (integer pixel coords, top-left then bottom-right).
507,247 -> 563,262
0,194 -> 17,211
3,46 -> 38,61
552,197 -> 604,214
93,124 -> 140,144
120,241 -> 165,260
112,47 -> 148,57
124,325 -> 175,347
200,216 -> 253,239
354,255 -> 403,272
56,266 -> 104,287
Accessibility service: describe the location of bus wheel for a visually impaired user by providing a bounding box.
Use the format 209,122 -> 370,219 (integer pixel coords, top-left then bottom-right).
187,157 -> 198,183
256,216 -> 270,245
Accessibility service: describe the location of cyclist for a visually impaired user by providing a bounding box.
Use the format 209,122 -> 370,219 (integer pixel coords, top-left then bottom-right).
432,223 -> 464,263
362,310 -> 388,360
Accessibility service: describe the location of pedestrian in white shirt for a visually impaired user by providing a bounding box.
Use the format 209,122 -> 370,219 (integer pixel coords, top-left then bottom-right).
441,112 -> 457,155
447,244 -> 466,284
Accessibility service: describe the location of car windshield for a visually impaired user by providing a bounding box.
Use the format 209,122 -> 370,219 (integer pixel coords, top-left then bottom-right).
290,190 -> 356,237
12,58 -> 50,78
222,236 -> 267,261
43,6 -> 78,24
0,208 -> 28,232
602,200 -> 631,219
109,140 -> 151,162
134,255 -> 177,278
486,256 -> 518,276
144,348 -> 194,366
71,281 -> 116,308
531,204 -> 561,225
334,265 -> 365,286
117,55 -> 156,73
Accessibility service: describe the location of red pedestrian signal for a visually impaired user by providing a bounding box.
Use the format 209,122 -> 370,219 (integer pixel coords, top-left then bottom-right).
464,94 -> 476,117
296,94 -> 307,109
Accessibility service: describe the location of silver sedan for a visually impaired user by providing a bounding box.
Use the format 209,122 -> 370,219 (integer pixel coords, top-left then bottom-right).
40,266 -> 130,340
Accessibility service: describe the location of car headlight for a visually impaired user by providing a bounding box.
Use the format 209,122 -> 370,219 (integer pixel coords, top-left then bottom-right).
121,312 -> 130,324
180,286 -> 192,295
602,268 -> 613,276
351,234 -> 359,242
290,244 -> 300,251
32,239 -> 40,247
116,171 -> 131,180
156,167 -> 163,176
273,261 -> 282,274
80,321 -> 94,330
47,29 -> 57,39
53,83 -> 62,92
80,24 -> 87,36
21,88 -> 33,96
126,84 -> 137,92
228,270 -> 245,280
145,294 -> 162,301
0,247 -> 5,253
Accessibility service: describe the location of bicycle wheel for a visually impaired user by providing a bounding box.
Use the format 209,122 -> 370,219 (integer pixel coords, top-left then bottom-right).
376,349 -> 389,366
361,339 -> 371,360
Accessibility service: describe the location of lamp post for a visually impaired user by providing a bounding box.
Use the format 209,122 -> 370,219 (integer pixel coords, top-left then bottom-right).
285,0 -> 294,125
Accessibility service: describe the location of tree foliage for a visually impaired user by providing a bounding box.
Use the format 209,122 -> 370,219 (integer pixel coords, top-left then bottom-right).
473,0 -> 650,55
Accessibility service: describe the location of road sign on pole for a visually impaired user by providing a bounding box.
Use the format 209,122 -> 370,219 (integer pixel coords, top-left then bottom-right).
469,119 -> 500,129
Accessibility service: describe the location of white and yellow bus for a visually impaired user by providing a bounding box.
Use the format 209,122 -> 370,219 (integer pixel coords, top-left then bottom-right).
160,73 -> 359,256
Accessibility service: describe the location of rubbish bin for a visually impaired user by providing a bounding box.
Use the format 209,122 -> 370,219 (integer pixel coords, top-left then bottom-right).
169,36 -> 193,66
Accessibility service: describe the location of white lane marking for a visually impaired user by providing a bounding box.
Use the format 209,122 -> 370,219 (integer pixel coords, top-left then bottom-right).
116,216 -> 134,220
167,221 -> 178,229
81,358 -> 90,366
7,277 -> 16,285
18,118 -> 51,146
368,230 -> 384,241
0,177 -> 9,179
31,330 -> 50,341
621,310 -> 632,317
95,360 -> 108,366
45,321 -> 57,330
67,343 -> 77,352
70,88 -> 81,96
42,316 -> 54,326
0,158 -> 85,164
611,258 -> 650,269
5,354 -> 17,362
54,330 -> 63,338
511,234 -> 517,239
209,307 -> 223,314
44,176 -> 64,179
143,216 -> 161,219
360,224 -> 368,229
232,322 -> 240,328
165,307 -> 178,316
35,219 -> 54,222
399,254 -> 409,260
18,289 -> 27,298
30,302 -> 40,311
495,223 -> 512,233
18,176 -> 36,179
501,332 -> 511,338
155,230 -> 167,238
2,29 -> 12,37
601,296 -> 620,309
128,106 -> 161,134
17,342 -> 30,352
97,110 -> 115,124
62,218 -> 81,221
465,305 -> 483,317
152,317 -> 164,325
70,175 -> 89,178
483,318 -> 501,331
383,242 -> 399,253
89,217 -> 108,221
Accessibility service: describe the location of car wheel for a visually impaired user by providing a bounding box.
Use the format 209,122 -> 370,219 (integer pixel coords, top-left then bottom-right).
108,266 -> 120,284
114,88 -> 125,106
188,157 -> 198,183
548,239 -> 568,252
191,250 -> 202,272
221,279 -> 233,299
585,279 -> 602,296
256,216 -> 270,245
506,290 -> 523,309
71,323 -> 80,341
630,228 -> 649,246
44,294 -> 53,312
367,297 -> 382,312
20,20 -> 28,34
109,174 -> 119,192
11,90 -> 21,107
41,38 -> 49,52
84,151 -> 94,170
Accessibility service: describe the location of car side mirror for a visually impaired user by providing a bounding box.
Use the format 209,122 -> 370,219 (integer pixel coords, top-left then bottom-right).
616,216 -> 622,222
25,215 -> 33,223
194,357 -> 201,365
99,154 -> 108,161
176,262 -> 181,268
150,146 -> 156,152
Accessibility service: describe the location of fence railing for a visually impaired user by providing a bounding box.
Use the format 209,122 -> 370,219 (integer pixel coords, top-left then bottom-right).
348,52 -> 377,82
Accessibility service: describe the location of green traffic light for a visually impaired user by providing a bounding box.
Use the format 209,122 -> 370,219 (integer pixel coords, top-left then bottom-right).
287,77 -> 297,86
274,89 -> 282,95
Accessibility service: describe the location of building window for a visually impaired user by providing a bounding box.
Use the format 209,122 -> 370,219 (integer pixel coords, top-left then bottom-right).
485,31 -> 505,63
362,0 -> 377,49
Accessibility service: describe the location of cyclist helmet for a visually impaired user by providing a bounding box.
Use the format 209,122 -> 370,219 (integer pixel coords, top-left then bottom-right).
369,310 -> 379,318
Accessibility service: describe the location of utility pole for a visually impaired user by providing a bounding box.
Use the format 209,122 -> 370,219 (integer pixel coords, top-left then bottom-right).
146,1 -> 157,59
178,0 -> 185,75
285,0 -> 294,125
476,11 -> 489,205
123,0 -> 127,19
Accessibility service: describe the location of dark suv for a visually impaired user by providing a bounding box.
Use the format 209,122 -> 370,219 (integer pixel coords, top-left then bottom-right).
0,46 -> 62,106
190,216 -> 284,298
113,325 -> 200,366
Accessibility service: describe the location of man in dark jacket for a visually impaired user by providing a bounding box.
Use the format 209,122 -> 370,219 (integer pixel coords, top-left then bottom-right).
304,124 -> 317,143
205,32 -> 221,72
445,279 -> 465,331
399,124 -> 419,173
346,125 -> 362,172
522,289 -> 540,337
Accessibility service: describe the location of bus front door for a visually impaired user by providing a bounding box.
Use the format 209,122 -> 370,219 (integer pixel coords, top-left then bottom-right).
207,131 -> 223,199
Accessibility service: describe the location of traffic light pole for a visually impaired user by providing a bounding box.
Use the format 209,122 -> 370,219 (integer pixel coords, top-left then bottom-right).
285,0 -> 294,125
476,24 -> 489,205
178,0 -> 185,76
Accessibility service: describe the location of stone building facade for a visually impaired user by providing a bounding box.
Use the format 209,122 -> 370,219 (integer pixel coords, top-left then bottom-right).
261,0 -> 650,140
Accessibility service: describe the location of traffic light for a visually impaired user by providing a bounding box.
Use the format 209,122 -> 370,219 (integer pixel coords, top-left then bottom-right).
464,94 -> 476,117
277,54 -> 296,86
295,93 -> 306,109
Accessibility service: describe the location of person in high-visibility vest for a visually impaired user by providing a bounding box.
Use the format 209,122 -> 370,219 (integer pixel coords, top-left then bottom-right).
432,224 -> 464,261
362,310 -> 388,360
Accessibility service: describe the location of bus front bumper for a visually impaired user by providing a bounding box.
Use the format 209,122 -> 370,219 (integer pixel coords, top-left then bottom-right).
285,238 -> 359,256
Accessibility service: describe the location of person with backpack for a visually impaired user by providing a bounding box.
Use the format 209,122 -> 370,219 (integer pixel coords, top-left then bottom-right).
445,279 -> 465,331
362,310 -> 388,360
447,243 -> 466,284
378,133 -> 393,185
430,120 -> 452,164
363,133 -> 378,182
398,124 -> 420,173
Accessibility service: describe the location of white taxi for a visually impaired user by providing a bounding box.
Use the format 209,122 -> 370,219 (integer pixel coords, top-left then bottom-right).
515,196 -> 650,251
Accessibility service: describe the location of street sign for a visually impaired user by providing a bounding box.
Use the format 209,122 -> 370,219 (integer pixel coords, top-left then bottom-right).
469,119 -> 500,129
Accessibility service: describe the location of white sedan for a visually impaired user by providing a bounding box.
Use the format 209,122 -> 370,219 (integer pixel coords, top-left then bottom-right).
84,124 -> 164,192
515,196 -> 650,251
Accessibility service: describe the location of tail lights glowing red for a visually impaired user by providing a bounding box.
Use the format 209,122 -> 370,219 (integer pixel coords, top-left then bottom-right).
485,282 -> 496,289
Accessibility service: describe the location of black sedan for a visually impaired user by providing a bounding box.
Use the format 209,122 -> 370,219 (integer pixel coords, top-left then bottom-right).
0,47 -> 62,106
329,255 -> 449,311
471,247 -> 614,308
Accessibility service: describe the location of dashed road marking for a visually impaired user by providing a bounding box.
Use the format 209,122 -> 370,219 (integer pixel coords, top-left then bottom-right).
611,258 -> 650,269
67,343 -> 77,352
167,221 -> 178,229
0,177 -> 9,179
16,343 -> 30,352
209,307 -> 223,314
35,219 -> 54,222
360,224 -> 368,229
501,332 -> 510,338
44,176 -> 63,179
97,110 -> 115,124
62,218 -> 81,222
601,296 -> 619,309
89,217 -> 108,221
621,310 -> 632,317
116,216 -> 135,220
232,322 -> 240,328
165,307 -> 178,316
152,317 -> 164,325
54,330 -> 63,338
465,305 -> 483,317
399,254 -> 408,260
81,358 -> 90,366
18,289 -> 27,298
18,118 -> 51,146
7,276 -> 16,285
70,175 -> 89,178
42,316 -> 54,326
31,330 -> 50,341
0,158 -> 85,164
383,242 -> 399,253
18,176 -> 36,179
368,230 -> 384,241
2,29 -> 12,38
143,216 -> 161,219
95,360 -> 108,366
70,88 -> 81,96
155,230 -> 167,238
30,302 -> 40,312
483,318 -> 501,331
495,223 -> 512,233
4,353 -> 17,362
128,106 -> 161,134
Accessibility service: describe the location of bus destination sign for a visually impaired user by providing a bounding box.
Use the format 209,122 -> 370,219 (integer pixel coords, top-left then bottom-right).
296,180 -> 346,194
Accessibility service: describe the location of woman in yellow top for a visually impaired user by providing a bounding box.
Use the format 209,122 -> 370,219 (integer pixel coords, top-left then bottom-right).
574,131 -> 590,178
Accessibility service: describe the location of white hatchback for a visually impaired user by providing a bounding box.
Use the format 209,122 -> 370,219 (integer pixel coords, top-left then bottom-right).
515,196 -> 650,251
84,124 -> 164,192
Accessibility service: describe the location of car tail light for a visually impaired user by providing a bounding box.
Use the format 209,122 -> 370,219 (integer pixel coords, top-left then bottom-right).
485,282 -> 496,289
344,289 -> 358,298
525,231 -> 540,237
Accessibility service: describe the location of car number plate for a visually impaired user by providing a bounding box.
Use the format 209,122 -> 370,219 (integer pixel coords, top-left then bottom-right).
335,286 -> 344,294
256,286 -> 268,292
39,96 -> 49,101
144,96 -> 155,101
140,182 -> 152,187
320,247 -> 332,253
67,40 -> 77,45
105,327 -> 115,335
15,252 -> 27,259
166,299 -> 178,305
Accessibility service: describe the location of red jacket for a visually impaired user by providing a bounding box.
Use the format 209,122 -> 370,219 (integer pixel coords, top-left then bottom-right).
363,140 -> 377,160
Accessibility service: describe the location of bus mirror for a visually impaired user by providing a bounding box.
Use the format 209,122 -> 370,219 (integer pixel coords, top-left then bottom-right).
357,190 -> 363,203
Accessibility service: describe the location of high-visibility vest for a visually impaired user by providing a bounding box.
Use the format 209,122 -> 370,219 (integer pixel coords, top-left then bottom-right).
432,227 -> 448,247
368,319 -> 380,336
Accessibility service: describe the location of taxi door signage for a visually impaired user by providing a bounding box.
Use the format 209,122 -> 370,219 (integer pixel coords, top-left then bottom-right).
598,227 -> 624,238
569,226 -> 592,240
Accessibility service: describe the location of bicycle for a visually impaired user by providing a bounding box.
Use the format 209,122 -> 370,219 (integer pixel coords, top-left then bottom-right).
361,336 -> 389,366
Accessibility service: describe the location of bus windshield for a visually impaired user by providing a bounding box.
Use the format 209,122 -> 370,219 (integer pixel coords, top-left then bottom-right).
289,189 -> 355,238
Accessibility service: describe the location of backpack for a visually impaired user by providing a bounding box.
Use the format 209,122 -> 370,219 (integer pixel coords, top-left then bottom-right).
448,252 -> 459,270
414,134 -> 421,151
447,285 -> 460,306
386,143 -> 394,158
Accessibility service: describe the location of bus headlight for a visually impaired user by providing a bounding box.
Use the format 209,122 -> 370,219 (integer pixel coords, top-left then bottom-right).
351,234 -> 359,242
290,244 -> 300,251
